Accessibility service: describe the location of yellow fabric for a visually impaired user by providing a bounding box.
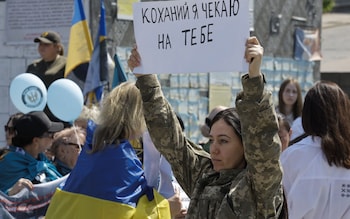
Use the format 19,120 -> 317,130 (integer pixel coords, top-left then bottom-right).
45,188 -> 171,219
64,20 -> 93,77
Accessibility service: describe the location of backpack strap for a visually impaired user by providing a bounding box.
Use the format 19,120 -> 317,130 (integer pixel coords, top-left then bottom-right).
289,133 -> 308,146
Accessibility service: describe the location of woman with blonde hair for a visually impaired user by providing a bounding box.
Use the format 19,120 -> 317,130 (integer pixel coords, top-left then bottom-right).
46,82 -> 175,219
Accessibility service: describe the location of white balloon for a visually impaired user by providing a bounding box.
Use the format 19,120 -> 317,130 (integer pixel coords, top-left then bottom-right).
9,73 -> 47,113
47,79 -> 84,122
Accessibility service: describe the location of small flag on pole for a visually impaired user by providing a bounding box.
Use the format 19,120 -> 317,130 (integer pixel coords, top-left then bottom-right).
64,0 -> 93,78
83,0 -> 109,103
112,53 -> 128,88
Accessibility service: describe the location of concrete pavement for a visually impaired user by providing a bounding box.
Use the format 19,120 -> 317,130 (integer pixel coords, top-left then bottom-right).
321,12 -> 350,73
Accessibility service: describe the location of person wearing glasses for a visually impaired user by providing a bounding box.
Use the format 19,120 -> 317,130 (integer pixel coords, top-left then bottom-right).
0,111 -> 64,195
49,126 -> 86,175
3,112 -> 24,149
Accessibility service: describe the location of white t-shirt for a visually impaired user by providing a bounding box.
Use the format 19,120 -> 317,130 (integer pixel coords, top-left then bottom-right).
281,136 -> 350,219
290,116 -> 304,141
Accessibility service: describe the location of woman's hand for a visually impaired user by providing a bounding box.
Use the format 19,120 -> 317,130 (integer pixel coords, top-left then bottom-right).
8,178 -> 34,196
168,186 -> 185,218
245,36 -> 263,78
127,45 -> 142,76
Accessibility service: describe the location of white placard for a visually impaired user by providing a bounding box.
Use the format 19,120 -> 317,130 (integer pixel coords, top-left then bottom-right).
133,0 -> 249,74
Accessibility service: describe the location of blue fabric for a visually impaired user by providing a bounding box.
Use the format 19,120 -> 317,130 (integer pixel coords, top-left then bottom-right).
63,122 -> 154,206
294,27 -> 306,60
112,53 -> 128,88
0,146 -> 62,193
83,0 -> 108,102
72,0 -> 86,25
85,119 -> 96,145
54,159 -> 72,176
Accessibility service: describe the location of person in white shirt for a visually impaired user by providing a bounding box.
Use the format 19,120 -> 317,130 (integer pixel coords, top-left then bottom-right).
281,81 -> 350,219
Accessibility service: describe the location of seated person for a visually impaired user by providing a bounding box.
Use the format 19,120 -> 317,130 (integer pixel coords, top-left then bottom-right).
3,112 -> 24,148
1,112 -> 24,157
74,104 -> 100,131
0,111 -> 64,195
49,126 -> 86,175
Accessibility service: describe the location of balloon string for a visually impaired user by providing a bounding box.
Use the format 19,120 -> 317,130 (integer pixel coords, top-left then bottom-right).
72,122 -> 82,153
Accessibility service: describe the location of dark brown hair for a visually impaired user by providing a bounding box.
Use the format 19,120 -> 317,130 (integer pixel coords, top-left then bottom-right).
278,78 -> 303,119
210,108 -> 242,142
302,81 -> 350,168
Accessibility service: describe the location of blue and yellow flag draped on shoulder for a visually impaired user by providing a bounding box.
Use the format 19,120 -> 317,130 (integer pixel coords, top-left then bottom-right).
45,121 -> 171,219
64,0 -> 93,77
83,0 -> 109,103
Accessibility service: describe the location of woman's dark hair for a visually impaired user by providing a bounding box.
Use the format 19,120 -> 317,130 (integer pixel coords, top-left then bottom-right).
12,137 -> 34,148
210,108 -> 242,141
6,112 -> 24,127
302,81 -> 350,168
278,78 -> 303,119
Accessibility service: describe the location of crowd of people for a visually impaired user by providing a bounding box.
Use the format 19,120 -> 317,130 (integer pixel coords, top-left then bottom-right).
1,31 -> 350,219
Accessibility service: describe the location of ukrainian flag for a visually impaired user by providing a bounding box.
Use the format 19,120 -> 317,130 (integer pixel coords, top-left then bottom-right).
45,122 -> 170,219
64,0 -> 93,77
83,0 -> 109,103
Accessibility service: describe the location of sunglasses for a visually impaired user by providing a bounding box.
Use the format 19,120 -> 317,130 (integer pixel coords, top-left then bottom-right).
65,142 -> 83,150
40,132 -> 54,139
4,125 -> 15,134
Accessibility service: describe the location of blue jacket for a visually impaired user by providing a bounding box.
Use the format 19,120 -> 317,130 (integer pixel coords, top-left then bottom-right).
0,146 -> 62,193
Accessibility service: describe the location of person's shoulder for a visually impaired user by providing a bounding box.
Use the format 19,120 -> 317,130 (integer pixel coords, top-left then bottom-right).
281,136 -> 320,162
27,58 -> 44,68
0,148 -> 10,159
57,55 -> 67,62
0,149 -> 17,163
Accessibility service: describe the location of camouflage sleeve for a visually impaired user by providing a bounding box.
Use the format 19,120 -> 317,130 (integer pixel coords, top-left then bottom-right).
235,74 -> 282,213
136,75 -> 211,197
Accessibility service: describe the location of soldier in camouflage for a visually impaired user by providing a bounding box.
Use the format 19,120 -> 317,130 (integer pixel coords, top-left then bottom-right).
129,37 -> 284,218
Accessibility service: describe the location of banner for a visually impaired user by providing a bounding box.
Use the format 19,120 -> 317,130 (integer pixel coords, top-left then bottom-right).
0,175 -> 68,219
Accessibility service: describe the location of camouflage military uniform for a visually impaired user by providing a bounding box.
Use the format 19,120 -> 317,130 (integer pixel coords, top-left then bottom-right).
136,74 -> 283,219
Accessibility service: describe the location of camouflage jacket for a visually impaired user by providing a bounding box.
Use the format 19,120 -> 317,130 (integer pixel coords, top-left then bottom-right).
136,74 -> 283,219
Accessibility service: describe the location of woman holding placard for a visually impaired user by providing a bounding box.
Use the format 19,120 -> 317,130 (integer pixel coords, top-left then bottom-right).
128,37 -> 284,218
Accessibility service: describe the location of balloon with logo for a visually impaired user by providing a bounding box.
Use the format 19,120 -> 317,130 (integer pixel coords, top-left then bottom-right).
10,73 -> 47,113
47,79 -> 84,122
